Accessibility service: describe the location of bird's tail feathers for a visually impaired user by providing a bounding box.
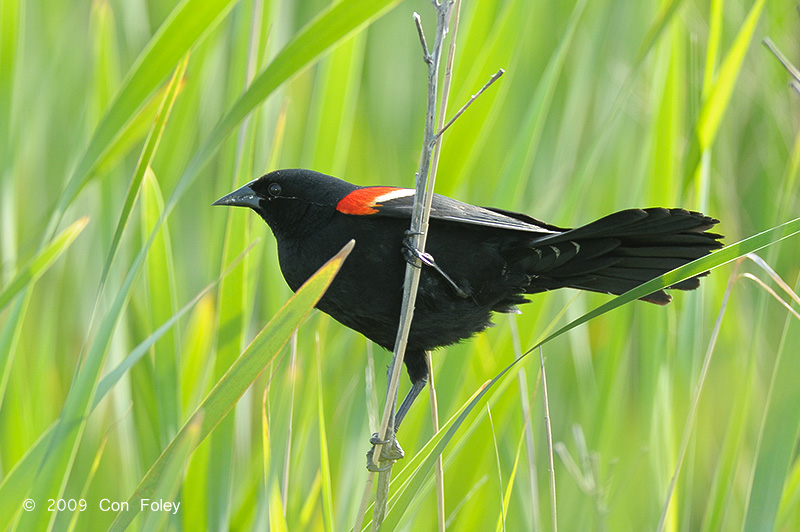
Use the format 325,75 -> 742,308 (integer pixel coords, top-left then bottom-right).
522,208 -> 722,304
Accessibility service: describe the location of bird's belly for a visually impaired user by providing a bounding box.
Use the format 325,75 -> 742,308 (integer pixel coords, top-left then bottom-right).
315,252 -> 498,352
277,219 -> 510,353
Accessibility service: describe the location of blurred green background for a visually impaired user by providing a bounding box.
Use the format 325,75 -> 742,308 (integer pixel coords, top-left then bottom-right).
1,0 -> 800,530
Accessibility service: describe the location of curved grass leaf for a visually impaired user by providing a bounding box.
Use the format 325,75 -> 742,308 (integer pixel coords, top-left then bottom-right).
167,0 -> 402,210
0,217 -> 88,418
744,278 -> 800,531
16,221 -> 155,531
696,0 -> 766,149
495,0 -> 587,202
46,0 -> 239,240
0,243 -> 252,531
141,169 -> 181,441
380,216 -> 800,530
0,217 -> 89,312
107,240 -> 354,531
0,0 -> 21,163
99,55 -> 188,291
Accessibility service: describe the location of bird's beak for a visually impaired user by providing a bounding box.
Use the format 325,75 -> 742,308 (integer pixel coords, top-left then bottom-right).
212,183 -> 260,209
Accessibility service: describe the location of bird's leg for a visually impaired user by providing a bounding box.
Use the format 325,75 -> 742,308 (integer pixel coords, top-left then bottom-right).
402,230 -> 469,298
366,375 -> 428,472
395,377 -> 427,429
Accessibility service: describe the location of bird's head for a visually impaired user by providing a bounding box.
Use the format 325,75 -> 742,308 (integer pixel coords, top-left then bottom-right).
213,169 -> 357,237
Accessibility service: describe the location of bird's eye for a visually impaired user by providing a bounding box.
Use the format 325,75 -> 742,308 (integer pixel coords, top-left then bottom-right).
268,183 -> 282,197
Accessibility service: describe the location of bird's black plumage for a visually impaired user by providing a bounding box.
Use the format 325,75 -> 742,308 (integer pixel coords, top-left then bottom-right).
214,168 -> 723,423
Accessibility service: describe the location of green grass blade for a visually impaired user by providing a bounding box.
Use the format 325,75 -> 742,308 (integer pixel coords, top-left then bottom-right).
743,278 -> 800,531
634,0 -> 686,67
15,228 -> 153,531
494,0 -> 587,203
106,240 -> 354,532
702,0 -> 723,95
94,242 -> 254,410
207,178 -> 250,530
140,415 -> 203,532
0,0 -> 21,164
0,294 -> 27,413
0,217 -> 89,412
0,419 -> 54,529
205,11 -> 264,514
141,169 -> 180,441
380,217 -> 800,529
376,384 -> 488,530
316,344 -> 335,532
99,55 -> 188,291
168,0 -> 402,209
46,0 -> 238,240
16,169 -> 184,530
696,0 -> 765,149
304,31 -> 366,174
0,248 -> 248,530
269,481 -> 290,532
0,217 -> 89,311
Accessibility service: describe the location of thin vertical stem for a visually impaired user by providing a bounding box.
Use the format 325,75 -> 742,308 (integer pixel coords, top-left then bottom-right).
540,346 -> 557,532
427,351 -> 446,532
369,2 -> 455,529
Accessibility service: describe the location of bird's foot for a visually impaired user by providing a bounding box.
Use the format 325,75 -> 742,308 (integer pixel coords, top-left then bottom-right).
401,231 -> 425,269
366,431 -> 405,472
401,232 -> 469,298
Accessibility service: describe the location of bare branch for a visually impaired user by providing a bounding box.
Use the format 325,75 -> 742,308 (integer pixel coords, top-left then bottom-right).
413,12 -> 431,63
763,38 -> 800,85
368,1 -> 456,529
436,68 -> 504,140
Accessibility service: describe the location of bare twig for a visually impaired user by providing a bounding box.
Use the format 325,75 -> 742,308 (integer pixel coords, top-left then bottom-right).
763,38 -> 800,85
369,2 -> 456,529
413,13 -> 430,63
764,38 -> 800,96
739,273 -> 800,321
353,474 -> 374,532
745,253 -> 800,306
369,7 -> 452,463
436,68 -> 505,140
540,346 -> 557,532
359,0 -> 503,527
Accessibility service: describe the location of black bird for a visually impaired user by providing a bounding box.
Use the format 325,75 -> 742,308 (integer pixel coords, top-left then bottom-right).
213,168 -> 722,446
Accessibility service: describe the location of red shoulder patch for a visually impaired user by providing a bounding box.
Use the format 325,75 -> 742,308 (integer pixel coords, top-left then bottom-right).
336,187 -> 413,215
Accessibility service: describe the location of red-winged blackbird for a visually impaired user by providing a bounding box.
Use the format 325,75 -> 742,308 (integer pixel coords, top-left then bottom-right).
213,168 -> 722,430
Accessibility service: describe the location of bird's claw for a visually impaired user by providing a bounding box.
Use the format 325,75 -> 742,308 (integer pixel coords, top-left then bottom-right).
366,432 -> 405,472
401,233 -> 425,269
369,433 -> 391,445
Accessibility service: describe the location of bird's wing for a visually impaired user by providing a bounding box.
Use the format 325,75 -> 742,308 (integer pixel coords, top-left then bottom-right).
335,186 -> 563,235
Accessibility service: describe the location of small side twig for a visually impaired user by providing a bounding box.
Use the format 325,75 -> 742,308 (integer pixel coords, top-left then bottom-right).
436,68 -> 505,140
413,13 -> 430,64
763,38 -> 800,95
